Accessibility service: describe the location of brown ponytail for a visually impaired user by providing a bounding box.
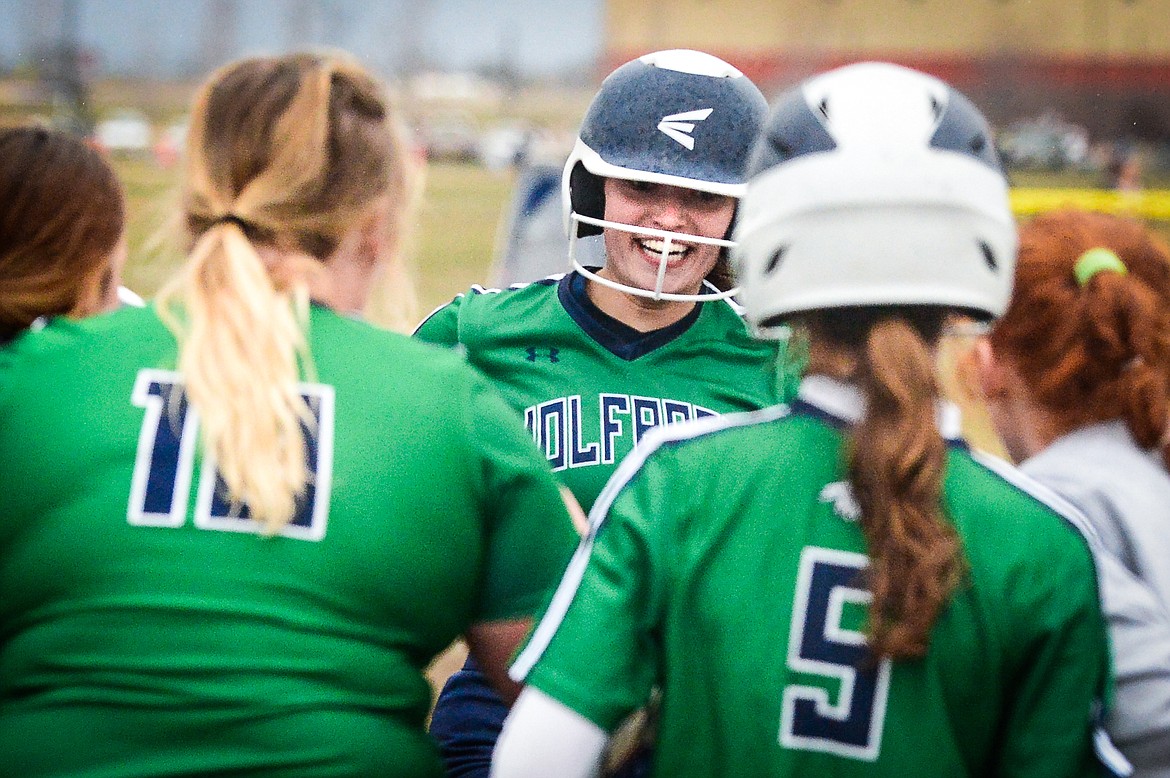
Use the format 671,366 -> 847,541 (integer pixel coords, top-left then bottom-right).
811,308 -> 964,659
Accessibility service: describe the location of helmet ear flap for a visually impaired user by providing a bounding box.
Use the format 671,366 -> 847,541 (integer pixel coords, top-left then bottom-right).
569,162 -> 606,238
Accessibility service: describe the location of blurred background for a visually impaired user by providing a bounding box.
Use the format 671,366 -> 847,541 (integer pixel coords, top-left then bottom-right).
3,0 -> 1170,317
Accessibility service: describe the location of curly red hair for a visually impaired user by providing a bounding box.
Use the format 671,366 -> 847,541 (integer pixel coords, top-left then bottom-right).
989,209 -> 1170,467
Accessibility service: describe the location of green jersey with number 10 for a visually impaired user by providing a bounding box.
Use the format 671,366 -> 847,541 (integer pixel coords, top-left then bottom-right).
0,303 -> 577,777
513,376 -> 1122,778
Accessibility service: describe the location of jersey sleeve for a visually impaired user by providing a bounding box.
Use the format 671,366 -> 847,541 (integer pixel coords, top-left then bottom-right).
996,529 -> 1119,777
1095,547 -> 1170,763
413,297 -> 462,346
464,375 -> 578,623
511,446 -> 671,731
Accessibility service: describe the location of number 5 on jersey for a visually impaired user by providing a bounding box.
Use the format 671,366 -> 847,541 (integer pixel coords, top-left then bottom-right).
127,368 -> 334,541
780,546 -> 892,761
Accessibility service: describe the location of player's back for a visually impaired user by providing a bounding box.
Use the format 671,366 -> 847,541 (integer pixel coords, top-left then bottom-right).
664,401 -> 1105,776
0,304 -> 570,777
541,378 -> 1111,777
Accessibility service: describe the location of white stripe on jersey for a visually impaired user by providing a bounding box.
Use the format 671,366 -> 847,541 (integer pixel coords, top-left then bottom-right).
509,403 -> 791,682
410,274 -> 568,336
470,273 -> 567,296
968,448 -> 1103,548
1094,725 -> 1135,777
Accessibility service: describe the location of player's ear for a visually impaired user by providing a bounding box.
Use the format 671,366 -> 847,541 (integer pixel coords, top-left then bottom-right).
966,337 -> 1009,401
357,195 -> 393,268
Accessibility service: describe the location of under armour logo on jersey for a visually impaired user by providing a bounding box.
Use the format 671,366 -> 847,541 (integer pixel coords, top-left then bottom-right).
525,346 -> 560,363
656,108 -> 713,150
819,481 -> 861,522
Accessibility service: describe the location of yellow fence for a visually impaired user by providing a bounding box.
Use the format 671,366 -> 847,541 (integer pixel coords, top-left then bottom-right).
1011,189 -> 1170,220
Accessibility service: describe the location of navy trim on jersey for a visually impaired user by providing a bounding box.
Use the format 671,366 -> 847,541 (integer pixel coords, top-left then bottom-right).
558,270 -> 705,361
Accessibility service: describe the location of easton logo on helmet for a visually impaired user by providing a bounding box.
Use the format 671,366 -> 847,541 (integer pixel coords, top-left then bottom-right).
656,108 -> 713,150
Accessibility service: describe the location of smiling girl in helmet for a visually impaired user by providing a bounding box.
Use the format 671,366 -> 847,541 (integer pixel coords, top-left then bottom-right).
417,49 -> 787,778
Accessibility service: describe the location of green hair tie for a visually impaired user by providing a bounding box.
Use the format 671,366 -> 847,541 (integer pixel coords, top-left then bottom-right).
1075,248 -> 1128,287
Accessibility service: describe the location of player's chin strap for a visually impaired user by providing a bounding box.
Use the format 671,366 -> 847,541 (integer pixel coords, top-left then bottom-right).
569,212 -> 739,303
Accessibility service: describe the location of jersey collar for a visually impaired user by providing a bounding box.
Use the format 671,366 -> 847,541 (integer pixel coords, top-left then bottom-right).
794,374 -> 964,442
557,269 -> 706,361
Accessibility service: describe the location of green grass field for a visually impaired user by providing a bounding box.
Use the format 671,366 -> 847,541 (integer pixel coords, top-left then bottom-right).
115,158 -> 514,320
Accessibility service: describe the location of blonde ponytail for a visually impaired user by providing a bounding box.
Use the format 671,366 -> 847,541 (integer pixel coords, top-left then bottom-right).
158,53 -> 405,533
158,222 -> 319,532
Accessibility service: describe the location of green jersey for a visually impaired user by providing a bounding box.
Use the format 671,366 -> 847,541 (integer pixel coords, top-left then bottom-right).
513,376 -> 1119,777
414,271 -> 788,511
0,304 -> 578,777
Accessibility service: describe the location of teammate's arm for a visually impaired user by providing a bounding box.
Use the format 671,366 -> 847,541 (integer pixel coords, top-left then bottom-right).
465,619 -> 532,704
561,486 -> 589,535
509,446 -> 670,732
459,376 -> 579,696
492,687 -> 608,778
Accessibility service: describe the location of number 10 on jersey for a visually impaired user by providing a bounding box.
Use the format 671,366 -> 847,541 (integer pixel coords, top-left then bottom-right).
127,369 -> 334,541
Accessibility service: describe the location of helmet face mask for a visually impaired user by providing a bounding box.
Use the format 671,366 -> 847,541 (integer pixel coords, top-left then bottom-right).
564,49 -> 768,302
733,62 -> 1017,330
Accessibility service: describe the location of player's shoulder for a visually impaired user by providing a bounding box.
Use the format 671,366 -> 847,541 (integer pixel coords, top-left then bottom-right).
586,403 -> 793,522
945,446 -> 1100,565
691,295 -> 783,357
314,305 -> 477,376
419,275 -> 564,326
1,303 -> 163,362
413,274 -> 566,347
633,404 -> 796,472
0,305 -> 167,411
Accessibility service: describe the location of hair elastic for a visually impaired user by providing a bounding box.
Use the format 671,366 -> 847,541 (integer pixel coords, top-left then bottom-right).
213,213 -> 250,231
1074,247 -> 1127,287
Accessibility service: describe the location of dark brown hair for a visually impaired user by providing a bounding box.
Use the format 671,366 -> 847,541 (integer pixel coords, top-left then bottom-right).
0,126 -> 125,342
808,307 -> 964,660
990,209 -> 1170,468
706,254 -> 734,293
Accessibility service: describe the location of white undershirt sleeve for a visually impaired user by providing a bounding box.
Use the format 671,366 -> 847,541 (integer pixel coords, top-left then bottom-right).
490,687 -> 610,778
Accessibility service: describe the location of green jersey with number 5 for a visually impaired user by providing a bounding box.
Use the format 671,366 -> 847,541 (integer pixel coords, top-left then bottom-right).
513,376 -> 1121,778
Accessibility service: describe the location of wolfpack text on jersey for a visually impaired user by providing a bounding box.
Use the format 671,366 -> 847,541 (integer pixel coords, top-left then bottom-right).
414,270 -> 789,510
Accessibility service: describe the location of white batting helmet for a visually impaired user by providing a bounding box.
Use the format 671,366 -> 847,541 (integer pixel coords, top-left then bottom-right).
733,62 -> 1017,329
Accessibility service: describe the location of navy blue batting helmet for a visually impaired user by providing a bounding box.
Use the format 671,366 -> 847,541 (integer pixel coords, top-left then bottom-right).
562,49 -> 768,240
